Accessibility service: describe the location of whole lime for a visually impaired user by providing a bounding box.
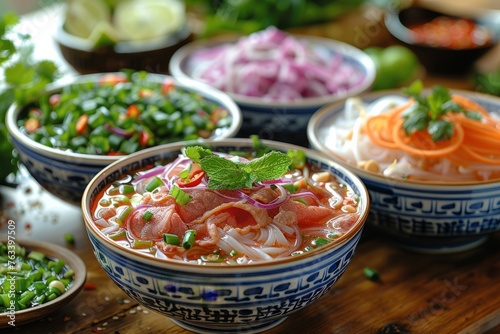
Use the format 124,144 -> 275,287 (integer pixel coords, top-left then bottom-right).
365,45 -> 420,90
379,45 -> 419,84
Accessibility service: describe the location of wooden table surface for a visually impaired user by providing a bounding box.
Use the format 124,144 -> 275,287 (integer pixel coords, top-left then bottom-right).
1,3 -> 500,334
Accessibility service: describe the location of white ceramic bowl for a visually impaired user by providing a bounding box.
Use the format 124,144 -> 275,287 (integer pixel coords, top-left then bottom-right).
308,89 -> 500,253
169,32 -> 375,143
81,138 -> 369,333
6,72 -> 242,206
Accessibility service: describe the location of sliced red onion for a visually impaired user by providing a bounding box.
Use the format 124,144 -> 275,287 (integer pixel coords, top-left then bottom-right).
133,165 -> 168,184
105,124 -> 134,138
235,184 -> 290,210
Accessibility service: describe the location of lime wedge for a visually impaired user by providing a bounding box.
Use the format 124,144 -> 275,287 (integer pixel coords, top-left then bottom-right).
88,21 -> 119,49
114,0 -> 185,41
64,0 -> 111,39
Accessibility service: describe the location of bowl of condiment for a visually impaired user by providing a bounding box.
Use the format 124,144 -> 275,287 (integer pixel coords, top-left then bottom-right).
54,0 -> 193,74
0,239 -> 86,328
384,6 -> 496,74
81,137 -> 370,333
308,81 -> 500,253
169,27 -> 376,143
6,71 -> 242,205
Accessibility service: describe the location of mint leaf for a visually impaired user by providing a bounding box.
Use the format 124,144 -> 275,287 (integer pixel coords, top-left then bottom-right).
183,146 -> 213,163
199,154 -> 247,186
184,145 -> 293,190
244,151 -> 292,181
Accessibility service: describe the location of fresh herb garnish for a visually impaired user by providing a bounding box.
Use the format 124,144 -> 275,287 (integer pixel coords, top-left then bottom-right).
184,146 -> 293,190
401,81 -> 482,142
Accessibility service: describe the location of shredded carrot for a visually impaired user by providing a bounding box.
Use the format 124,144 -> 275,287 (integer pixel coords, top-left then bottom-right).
363,94 -> 500,166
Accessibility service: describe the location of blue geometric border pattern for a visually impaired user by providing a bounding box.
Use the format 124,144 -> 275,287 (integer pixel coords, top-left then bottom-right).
87,229 -> 362,324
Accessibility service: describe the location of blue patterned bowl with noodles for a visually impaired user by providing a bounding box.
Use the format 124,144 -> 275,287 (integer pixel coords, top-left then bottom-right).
308,89 -> 500,254
6,72 -> 242,206
81,138 -> 369,334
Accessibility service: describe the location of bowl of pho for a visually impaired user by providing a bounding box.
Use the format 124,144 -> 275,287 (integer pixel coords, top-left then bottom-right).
81,137 -> 369,333
6,71 -> 242,206
308,81 -> 500,253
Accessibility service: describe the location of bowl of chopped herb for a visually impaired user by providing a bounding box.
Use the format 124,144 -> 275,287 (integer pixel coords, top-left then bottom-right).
6,71 -> 242,206
0,239 -> 86,329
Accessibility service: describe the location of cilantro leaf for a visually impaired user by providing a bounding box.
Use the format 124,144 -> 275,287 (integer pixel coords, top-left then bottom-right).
428,119 -> 454,142
402,103 -> 429,134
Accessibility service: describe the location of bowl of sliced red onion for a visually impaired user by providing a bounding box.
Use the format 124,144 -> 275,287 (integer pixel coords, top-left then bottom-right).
169,27 -> 376,143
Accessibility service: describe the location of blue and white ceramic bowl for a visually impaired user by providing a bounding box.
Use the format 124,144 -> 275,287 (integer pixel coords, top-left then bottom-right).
308,89 -> 500,254
81,138 -> 369,334
6,73 -> 242,206
169,34 -> 375,142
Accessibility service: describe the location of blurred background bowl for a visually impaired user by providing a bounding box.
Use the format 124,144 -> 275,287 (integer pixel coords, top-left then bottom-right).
81,138 -> 369,333
308,89 -> 500,254
54,22 -> 193,74
0,239 -> 86,329
384,5 -> 498,75
169,32 -> 376,144
6,72 -> 242,206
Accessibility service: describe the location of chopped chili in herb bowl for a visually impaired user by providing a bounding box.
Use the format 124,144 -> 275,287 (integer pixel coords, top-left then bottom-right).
6,71 -> 242,206
0,239 -> 86,328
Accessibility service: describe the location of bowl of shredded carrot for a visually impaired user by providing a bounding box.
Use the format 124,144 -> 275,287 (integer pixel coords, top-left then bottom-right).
308,81 -> 500,253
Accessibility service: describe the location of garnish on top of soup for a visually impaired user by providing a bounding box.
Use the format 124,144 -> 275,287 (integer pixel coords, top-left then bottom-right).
324,81 -> 500,182
20,71 -> 232,155
91,139 -> 361,264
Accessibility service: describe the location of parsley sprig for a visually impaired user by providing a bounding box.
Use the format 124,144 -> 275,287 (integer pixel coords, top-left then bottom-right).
184,146 -> 292,190
401,81 -> 482,142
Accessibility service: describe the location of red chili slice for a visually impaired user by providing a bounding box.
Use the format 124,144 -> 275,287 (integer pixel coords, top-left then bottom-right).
176,170 -> 205,187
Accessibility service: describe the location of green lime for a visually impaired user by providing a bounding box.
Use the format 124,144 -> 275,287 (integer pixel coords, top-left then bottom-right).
64,0 -> 111,39
88,21 -> 119,48
379,45 -> 419,84
114,0 -> 185,41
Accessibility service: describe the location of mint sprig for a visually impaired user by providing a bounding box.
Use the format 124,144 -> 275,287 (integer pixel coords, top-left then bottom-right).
184,146 -> 292,190
401,81 -> 482,142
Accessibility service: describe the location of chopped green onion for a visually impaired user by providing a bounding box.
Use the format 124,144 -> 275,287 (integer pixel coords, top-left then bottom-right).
182,230 -> 196,249
363,267 -> 380,281
145,176 -> 163,192
132,240 -> 153,249
287,149 -> 306,169
163,233 -> 180,245
229,250 -> 238,257
179,163 -> 192,179
27,250 -> 45,262
120,184 -> 135,194
142,210 -> 154,222
170,184 -> 191,205
313,237 -> 329,247
116,206 -> 134,225
64,233 -> 75,244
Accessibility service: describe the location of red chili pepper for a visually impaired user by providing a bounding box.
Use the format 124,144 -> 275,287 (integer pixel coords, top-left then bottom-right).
126,104 -> 140,118
24,118 -> 40,134
75,114 -> 88,135
139,129 -> 151,146
84,283 -> 97,290
49,94 -> 61,107
98,73 -> 128,86
176,170 -> 205,187
161,79 -> 175,94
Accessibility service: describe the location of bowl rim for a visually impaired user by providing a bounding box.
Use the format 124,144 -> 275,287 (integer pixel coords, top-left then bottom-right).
307,88 -> 500,187
0,239 -> 86,327
6,72 -> 243,164
54,19 -> 193,54
81,138 -> 370,269
384,5 -> 497,50
168,33 -> 376,109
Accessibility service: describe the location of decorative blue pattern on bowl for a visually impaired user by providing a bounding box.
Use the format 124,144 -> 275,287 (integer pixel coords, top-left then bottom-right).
308,89 -> 500,253
6,73 -> 242,206
82,139 -> 369,333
